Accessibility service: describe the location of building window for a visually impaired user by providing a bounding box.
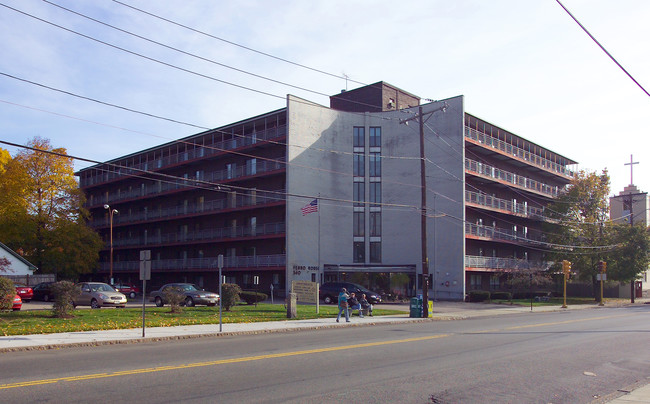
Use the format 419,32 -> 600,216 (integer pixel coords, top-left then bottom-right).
369,127 -> 381,147
226,163 -> 236,179
353,153 -> 365,177
470,274 -> 481,289
490,275 -> 500,290
353,212 -> 365,236
369,212 -> 381,236
370,242 -> 381,263
246,158 -> 257,176
354,127 -> 365,147
353,242 -> 365,263
369,153 -> 381,177
354,182 -> 365,207
369,182 -> 381,207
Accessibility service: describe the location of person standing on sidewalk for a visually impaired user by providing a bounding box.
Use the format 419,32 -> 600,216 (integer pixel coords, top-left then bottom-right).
336,288 -> 350,323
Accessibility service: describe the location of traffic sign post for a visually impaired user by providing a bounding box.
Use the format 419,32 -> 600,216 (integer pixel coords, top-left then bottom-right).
218,254 -> 224,332
139,250 -> 151,338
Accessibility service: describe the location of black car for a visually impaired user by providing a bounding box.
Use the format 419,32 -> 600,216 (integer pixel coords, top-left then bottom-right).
32,282 -> 56,302
319,282 -> 382,305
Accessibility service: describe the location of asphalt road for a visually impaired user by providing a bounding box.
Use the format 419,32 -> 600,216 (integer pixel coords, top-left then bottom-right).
1,306 -> 649,403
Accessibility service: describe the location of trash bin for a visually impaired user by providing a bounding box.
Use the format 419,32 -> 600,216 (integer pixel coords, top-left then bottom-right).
410,297 -> 422,318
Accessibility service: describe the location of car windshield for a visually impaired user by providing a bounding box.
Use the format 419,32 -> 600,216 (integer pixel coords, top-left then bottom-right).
180,284 -> 199,292
91,284 -> 115,292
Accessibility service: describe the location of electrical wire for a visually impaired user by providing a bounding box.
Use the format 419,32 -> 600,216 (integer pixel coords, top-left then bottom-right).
555,0 -> 650,98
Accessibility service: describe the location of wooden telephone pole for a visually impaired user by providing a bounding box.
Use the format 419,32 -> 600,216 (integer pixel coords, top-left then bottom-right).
400,102 -> 448,318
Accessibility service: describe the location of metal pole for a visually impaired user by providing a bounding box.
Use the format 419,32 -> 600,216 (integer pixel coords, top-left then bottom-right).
218,254 -> 223,332
109,210 -> 114,284
142,279 -> 146,337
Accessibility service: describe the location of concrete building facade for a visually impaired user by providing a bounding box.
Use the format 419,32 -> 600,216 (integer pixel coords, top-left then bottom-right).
78,82 -> 576,301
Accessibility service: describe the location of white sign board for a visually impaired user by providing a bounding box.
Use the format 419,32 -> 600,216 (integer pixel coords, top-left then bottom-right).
596,273 -> 607,281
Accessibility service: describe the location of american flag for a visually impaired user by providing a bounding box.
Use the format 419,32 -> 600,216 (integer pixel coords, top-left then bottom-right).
301,199 -> 318,215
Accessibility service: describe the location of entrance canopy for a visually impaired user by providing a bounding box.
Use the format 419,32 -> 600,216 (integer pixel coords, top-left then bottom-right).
323,264 -> 416,274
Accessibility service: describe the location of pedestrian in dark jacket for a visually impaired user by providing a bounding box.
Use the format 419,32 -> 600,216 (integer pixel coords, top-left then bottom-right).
359,293 -> 373,316
348,292 -> 364,318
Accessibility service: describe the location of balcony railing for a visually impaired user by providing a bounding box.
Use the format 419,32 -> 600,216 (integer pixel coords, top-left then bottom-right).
91,189 -> 285,228
464,126 -> 574,178
108,222 -> 285,248
81,124 -> 287,187
465,190 -> 546,220
465,223 -> 544,244
465,255 -> 552,271
98,254 -> 286,272
465,158 -> 561,198
88,158 -> 285,208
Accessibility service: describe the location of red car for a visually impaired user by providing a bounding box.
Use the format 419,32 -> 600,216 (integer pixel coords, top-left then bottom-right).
12,294 -> 22,311
113,284 -> 141,299
15,284 -> 33,302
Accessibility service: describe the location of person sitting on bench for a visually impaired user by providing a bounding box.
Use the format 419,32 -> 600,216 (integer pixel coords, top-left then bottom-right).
348,292 -> 364,318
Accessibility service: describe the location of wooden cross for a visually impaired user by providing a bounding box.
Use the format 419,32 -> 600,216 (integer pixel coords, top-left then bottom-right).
624,154 -> 639,185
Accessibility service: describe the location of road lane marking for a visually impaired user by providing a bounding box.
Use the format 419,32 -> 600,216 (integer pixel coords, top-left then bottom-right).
0,334 -> 453,390
0,312 -> 642,390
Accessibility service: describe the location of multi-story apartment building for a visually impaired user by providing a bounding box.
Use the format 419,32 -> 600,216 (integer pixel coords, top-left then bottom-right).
78,82 -> 576,300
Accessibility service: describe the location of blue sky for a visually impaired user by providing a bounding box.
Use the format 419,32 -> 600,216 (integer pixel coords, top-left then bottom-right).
1,0 -> 648,196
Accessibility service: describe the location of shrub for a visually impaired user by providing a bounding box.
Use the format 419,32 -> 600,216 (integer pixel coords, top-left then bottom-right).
51,281 -> 80,318
490,291 -> 512,300
0,276 -> 14,311
163,286 -> 185,313
221,283 -> 241,311
468,290 -> 490,302
240,291 -> 267,305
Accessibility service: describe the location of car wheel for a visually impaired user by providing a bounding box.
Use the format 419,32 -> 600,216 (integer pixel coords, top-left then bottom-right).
43,294 -> 49,302
91,299 -> 100,309
323,295 -> 333,304
129,292 -> 136,299
155,297 -> 163,307
185,297 -> 194,307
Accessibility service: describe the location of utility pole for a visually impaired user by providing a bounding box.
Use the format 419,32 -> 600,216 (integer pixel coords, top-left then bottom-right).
624,154 -> 639,303
400,102 -> 448,318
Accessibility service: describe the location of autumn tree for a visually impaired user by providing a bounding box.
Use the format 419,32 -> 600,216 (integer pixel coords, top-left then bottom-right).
544,170 -> 611,300
605,223 -> 650,293
0,138 -> 102,279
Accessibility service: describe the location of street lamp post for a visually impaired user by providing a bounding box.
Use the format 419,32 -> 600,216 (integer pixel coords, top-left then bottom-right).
104,204 -> 118,285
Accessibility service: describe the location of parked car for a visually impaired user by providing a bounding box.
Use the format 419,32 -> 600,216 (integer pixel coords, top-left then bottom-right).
73,282 -> 127,309
319,282 -> 382,305
149,283 -> 219,307
14,284 -> 33,302
32,282 -> 56,302
113,284 -> 141,299
12,294 -> 22,311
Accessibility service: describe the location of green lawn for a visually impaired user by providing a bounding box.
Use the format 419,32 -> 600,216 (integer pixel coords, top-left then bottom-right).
0,304 -> 405,336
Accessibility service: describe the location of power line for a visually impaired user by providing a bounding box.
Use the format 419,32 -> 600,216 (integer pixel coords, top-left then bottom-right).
111,0 -> 368,87
41,0 -> 333,100
0,3 -> 286,100
555,0 -> 650,98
